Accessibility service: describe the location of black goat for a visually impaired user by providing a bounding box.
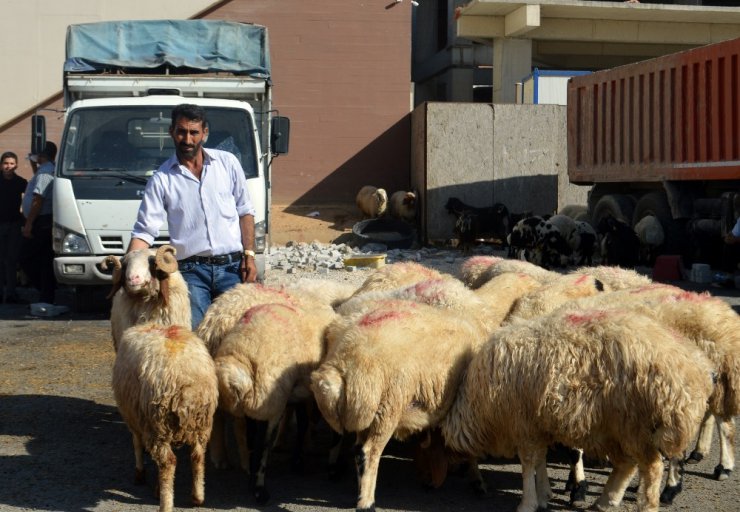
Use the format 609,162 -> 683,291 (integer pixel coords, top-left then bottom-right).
445,197 -> 510,252
597,214 -> 640,268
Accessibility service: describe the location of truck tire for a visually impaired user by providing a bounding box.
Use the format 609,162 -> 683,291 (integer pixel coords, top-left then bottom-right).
74,285 -> 110,314
591,194 -> 635,229
632,192 -> 685,255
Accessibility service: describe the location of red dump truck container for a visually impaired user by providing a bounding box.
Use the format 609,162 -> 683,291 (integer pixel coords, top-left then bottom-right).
567,37 -> 740,268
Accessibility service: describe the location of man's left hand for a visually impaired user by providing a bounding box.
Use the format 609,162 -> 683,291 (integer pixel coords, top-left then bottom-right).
241,256 -> 257,283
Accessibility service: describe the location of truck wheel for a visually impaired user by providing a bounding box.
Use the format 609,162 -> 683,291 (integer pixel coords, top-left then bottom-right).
591,194 -> 635,229
632,192 -> 685,255
74,285 -> 110,314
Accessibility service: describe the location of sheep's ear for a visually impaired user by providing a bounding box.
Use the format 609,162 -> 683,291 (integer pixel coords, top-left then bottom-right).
155,245 -> 178,274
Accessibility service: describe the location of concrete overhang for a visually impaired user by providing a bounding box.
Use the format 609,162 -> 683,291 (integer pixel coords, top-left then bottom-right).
457,0 -> 740,46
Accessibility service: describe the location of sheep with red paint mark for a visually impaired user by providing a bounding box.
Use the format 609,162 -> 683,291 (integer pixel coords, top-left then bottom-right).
553,285 -> 740,503
214,300 -> 337,504
348,261 -> 446,297
460,255 -> 558,289
103,245 -> 190,350
112,323 -> 218,512
441,307 -> 713,512
570,264 -> 653,291
311,299 -> 488,511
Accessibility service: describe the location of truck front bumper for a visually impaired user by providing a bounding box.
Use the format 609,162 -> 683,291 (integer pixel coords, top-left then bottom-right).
54,256 -> 113,285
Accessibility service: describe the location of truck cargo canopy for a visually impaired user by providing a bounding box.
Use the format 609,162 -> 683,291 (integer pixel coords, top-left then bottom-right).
64,20 -> 270,80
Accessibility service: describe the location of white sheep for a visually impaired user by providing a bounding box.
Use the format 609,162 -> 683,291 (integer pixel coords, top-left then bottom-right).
441,307 -> 714,512
460,255 -> 557,289
311,299 -> 488,510
552,285 -> 740,503
112,323 -> 218,512
570,264 -> 653,290
348,261 -> 445,297
215,301 -> 337,504
102,245 -> 190,350
388,190 -> 417,222
356,185 -> 388,218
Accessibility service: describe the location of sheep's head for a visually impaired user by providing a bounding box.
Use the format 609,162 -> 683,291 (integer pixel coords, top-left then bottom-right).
112,245 -> 178,304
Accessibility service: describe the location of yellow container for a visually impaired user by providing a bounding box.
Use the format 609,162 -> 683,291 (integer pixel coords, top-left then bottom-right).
343,253 -> 386,268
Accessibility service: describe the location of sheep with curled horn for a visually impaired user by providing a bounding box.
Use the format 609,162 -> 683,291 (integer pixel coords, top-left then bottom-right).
102,245 -> 191,350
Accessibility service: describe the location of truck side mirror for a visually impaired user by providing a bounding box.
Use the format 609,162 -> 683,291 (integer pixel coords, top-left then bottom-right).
271,116 -> 290,155
31,115 -> 46,156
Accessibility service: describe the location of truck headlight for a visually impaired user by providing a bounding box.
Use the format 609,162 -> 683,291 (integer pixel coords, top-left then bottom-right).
53,225 -> 91,254
255,219 -> 266,252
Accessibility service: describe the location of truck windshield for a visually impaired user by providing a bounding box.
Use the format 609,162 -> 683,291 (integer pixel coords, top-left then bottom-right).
59,106 -> 259,180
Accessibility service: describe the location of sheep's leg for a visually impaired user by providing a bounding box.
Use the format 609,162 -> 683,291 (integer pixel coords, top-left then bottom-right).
636,453 -> 664,512
467,457 -> 487,495
517,445 -> 547,512
659,457 -> 684,505
328,430 -> 346,479
355,426 -> 395,512
534,450 -> 552,506
291,401 -> 310,473
595,454 -> 637,510
190,439 -> 207,506
714,416 -> 735,480
248,416 -> 281,505
565,447 -> 588,506
132,431 -> 145,484
151,443 -> 177,512
208,409 -> 227,469
687,411 -> 714,464
234,415 -> 250,471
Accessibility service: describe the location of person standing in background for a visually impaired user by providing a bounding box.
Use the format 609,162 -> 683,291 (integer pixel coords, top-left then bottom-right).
21,141 -> 57,304
0,152 -> 28,303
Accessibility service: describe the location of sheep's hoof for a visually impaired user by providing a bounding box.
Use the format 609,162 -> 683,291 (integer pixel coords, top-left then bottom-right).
192,494 -> 204,506
254,486 -> 270,505
356,506 -> 376,512
660,482 -> 682,504
686,451 -> 704,464
134,468 -> 145,485
569,481 -> 588,508
714,465 -> 732,481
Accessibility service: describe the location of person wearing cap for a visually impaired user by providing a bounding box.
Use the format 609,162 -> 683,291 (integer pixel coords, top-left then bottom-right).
0,152 -> 28,303
21,141 -> 57,304
128,103 -> 257,329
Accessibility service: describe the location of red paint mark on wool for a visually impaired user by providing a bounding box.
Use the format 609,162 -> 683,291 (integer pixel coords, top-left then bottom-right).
359,309 -> 410,327
573,275 -> 590,286
463,256 -> 500,269
565,310 -> 610,326
240,303 -> 297,325
664,291 -> 711,303
163,325 -> 189,353
412,280 -> 446,304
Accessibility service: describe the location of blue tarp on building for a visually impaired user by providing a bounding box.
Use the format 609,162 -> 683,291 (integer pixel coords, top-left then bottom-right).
64,20 -> 271,79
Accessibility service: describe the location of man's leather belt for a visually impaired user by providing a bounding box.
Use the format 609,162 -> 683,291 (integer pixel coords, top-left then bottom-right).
179,251 -> 243,265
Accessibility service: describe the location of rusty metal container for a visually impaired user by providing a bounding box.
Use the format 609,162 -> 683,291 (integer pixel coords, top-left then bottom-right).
568,38 -> 740,184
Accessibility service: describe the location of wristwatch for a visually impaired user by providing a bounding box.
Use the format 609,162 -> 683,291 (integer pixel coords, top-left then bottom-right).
243,249 -> 256,259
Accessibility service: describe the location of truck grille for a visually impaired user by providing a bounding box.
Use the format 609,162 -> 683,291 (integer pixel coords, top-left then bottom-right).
99,236 -> 169,252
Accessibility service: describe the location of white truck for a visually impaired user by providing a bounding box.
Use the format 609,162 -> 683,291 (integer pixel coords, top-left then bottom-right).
31,20 -> 289,311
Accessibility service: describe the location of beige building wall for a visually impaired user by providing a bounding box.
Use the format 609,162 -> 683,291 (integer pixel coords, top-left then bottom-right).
0,0 -> 217,127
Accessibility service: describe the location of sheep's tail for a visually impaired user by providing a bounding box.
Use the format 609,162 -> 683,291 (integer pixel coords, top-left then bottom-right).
310,365 -> 345,434
215,357 -> 253,416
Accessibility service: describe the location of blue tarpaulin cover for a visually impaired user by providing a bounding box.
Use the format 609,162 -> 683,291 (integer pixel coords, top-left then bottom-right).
64,20 -> 270,79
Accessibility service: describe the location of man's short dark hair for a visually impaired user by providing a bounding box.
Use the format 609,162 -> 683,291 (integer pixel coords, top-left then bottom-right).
39,141 -> 57,161
171,104 -> 207,129
1,151 -> 18,162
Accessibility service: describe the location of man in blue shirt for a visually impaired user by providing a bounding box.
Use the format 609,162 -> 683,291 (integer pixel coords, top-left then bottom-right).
129,104 -> 257,328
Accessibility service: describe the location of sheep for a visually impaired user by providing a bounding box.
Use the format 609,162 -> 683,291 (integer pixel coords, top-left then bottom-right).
570,264 -> 653,291
531,214 -> 578,268
347,261 -> 444,297
634,215 -> 665,264
214,301 -> 337,504
504,273 -> 608,323
311,299 -> 488,511
598,214 -> 640,267
112,323 -> 218,512
459,255 -> 557,289
196,280 -> 350,471
356,185 -> 388,219
441,307 -> 714,512
102,245 -> 190,350
552,285 -> 740,503
568,220 -> 598,266
388,190 -> 416,223
508,215 -> 546,259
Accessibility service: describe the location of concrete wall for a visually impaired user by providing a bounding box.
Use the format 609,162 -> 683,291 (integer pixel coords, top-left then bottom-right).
412,102 -> 588,242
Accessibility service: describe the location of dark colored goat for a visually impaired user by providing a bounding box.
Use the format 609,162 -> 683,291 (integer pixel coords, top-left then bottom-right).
597,214 -> 640,268
445,197 -> 510,253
